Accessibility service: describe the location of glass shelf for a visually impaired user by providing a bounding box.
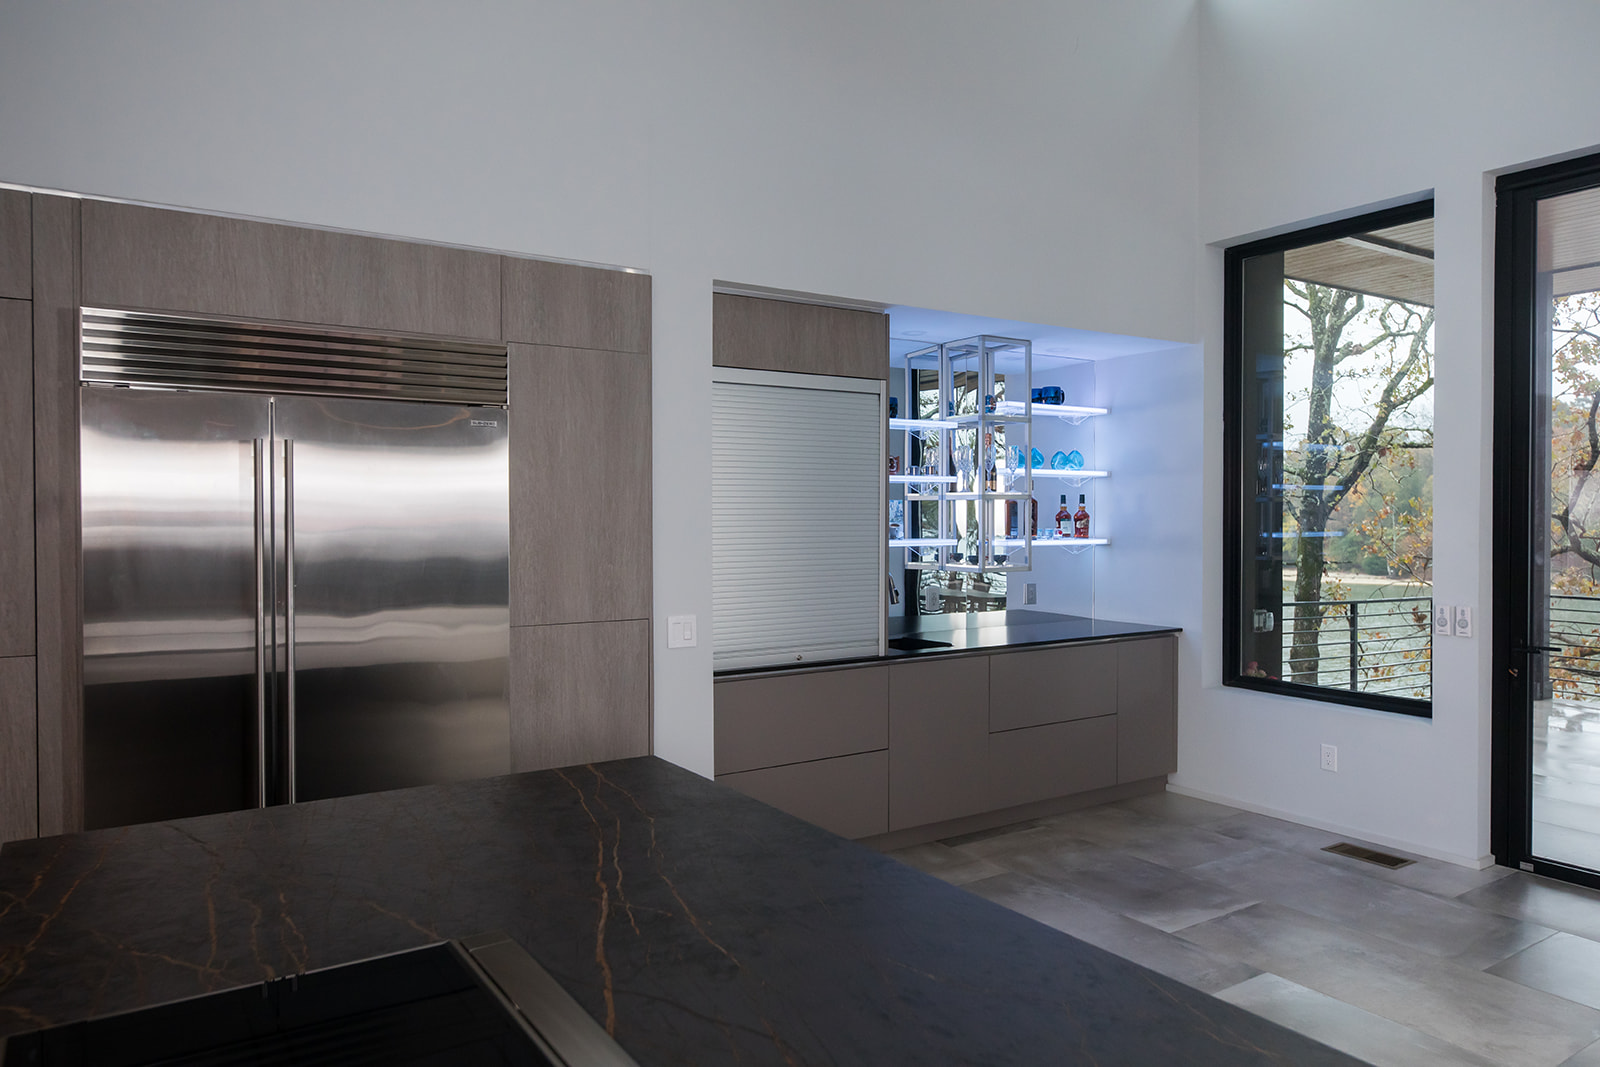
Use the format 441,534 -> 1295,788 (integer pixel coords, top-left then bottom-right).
888,417 -> 959,431
1032,469 -> 1109,486
997,400 -> 1108,423
890,474 -> 958,485
889,538 -> 959,548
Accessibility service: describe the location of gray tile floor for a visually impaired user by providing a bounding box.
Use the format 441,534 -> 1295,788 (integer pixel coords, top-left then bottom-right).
887,792 -> 1600,1067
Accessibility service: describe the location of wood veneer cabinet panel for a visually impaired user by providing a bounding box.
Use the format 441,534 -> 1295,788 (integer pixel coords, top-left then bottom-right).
33,194 -> 81,835
0,299 -> 34,658
888,657 -> 988,831
989,715 -> 1117,811
509,343 -> 651,626
714,666 -> 888,775
717,751 -> 888,840
81,200 -> 501,340
510,620 -> 650,771
713,294 -> 888,381
989,643 -> 1116,732
501,258 -> 650,354
0,656 -> 37,843
1117,635 -> 1178,784
0,190 -> 29,299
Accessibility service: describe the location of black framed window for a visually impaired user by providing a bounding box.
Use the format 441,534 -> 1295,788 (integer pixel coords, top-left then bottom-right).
1225,201 -> 1435,716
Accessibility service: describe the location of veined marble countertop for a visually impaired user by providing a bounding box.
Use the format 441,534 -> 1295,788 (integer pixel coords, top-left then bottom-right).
0,757 -> 1356,1065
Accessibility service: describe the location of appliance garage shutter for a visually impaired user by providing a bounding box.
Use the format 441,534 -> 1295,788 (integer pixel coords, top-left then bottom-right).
712,368 -> 886,671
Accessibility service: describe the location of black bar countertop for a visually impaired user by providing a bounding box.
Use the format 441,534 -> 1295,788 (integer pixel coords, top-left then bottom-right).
0,758 -> 1357,1065
719,609 -> 1181,677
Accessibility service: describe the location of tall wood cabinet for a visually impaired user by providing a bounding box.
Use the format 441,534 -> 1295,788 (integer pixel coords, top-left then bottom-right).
0,193 -> 653,841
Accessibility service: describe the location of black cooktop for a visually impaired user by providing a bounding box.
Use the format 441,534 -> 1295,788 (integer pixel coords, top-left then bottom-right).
0,936 -> 635,1067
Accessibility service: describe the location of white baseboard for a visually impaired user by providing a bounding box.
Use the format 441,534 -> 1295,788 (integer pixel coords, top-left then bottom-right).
1165,782 -> 1496,871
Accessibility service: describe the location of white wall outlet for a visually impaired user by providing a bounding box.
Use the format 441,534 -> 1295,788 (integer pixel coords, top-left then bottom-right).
1433,603 -> 1453,637
1320,743 -> 1338,772
1454,605 -> 1473,639
667,614 -> 697,648
1025,583 -> 1037,605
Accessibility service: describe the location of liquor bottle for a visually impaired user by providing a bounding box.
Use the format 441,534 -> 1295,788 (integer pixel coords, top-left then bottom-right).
1030,495 -> 1038,537
1073,494 -> 1091,538
1055,494 -> 1071,537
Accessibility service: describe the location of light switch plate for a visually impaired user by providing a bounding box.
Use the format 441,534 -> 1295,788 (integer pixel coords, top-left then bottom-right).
1454,605 -> 1473,639
667,614 -> 697,648
1024,583 -> 1037,605
1433,603 -> 1453,637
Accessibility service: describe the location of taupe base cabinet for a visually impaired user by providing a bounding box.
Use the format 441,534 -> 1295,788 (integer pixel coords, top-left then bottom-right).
714,633 -> 1177,841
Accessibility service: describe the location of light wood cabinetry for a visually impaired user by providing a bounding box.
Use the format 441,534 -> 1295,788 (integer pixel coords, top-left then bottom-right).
1117,635 -> 1179,783
502,257 -> 650,354
0,190 -> 29,299
80,200 -> 502,340
713,293 -> 888,381
714,631 -> 1177,841
0,299 -> 33,658
888,657 -> 991,831
511,620 -> 651,771
509,343 -> 651,626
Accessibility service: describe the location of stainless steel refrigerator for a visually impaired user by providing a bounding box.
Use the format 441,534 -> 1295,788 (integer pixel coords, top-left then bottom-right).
79,308 -> 511,830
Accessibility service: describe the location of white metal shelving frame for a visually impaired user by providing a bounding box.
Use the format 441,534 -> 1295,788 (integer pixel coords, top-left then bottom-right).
891,337 -> 1117,576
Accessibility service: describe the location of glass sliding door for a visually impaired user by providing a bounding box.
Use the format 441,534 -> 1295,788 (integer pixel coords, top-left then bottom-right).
1497,153 -> 1600,884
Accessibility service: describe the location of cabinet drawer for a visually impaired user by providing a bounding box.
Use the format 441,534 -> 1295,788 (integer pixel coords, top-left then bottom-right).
988,715 -> 1117,811
715,666 -> 888,775
989,643 -> 1116,732
717,751 -> 888,839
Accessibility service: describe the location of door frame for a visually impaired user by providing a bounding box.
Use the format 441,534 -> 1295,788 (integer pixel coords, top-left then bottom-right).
1492,150 -> 1600,888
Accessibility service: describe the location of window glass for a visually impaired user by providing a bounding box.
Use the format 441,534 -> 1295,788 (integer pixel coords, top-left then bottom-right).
1229,205 -> 1434,712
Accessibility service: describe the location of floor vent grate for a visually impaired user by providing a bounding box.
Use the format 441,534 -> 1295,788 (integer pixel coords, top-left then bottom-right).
1322,842 -> 1414,869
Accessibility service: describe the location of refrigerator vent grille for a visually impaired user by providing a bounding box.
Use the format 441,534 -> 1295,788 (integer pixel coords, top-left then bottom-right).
80,308 -> 508,406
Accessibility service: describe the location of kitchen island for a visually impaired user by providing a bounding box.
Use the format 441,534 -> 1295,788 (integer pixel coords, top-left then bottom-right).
0,757 -> 1358,1064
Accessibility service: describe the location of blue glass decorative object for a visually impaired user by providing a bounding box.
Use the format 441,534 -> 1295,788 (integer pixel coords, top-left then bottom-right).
1064,449 -> 1085,470
1030,448 -> 1045,469
1050,450 -> 1069,470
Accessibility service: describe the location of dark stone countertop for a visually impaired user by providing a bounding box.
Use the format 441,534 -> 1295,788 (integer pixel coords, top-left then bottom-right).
0,757 -> 1356,1065
718,609 -> 1181,678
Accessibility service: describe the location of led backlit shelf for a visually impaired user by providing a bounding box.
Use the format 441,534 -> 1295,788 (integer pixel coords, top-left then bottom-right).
890,474 -> 957,485
889,417 -> 959,431
996,400 -> 1108,422
889,538 -> 959,548
997,536 -> 1110,548
1032,469 -> 1109,484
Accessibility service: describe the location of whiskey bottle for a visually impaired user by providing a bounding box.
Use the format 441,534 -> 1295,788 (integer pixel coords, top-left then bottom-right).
1073,494 -> 1091,538
1055,494 -> 1071,537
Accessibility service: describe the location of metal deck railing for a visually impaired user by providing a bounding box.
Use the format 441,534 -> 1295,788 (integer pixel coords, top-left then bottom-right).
1281,596 -> 1433,700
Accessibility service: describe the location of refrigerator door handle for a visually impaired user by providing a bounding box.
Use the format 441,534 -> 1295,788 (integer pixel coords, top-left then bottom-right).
253,438 -> 268,809
284,437 -> 297,804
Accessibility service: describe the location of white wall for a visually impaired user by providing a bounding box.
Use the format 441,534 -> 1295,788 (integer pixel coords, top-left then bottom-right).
0,0 -> 1202,778
1188,0 -> 1600,865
